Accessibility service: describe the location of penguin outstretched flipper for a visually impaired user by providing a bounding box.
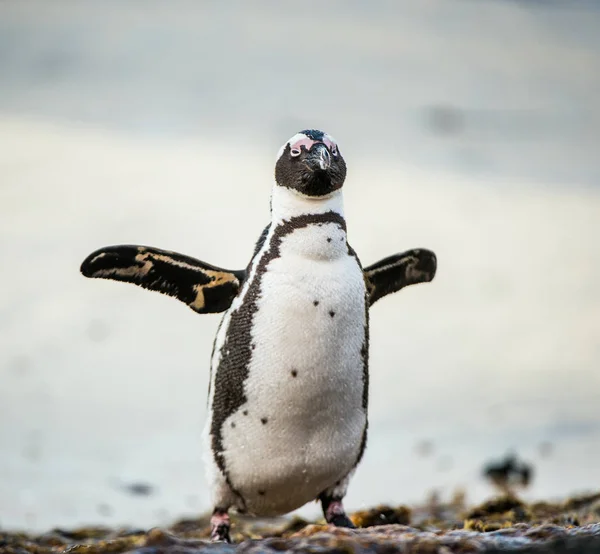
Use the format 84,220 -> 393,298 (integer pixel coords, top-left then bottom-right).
80,245 -> 245,314
364,248 -> 437,306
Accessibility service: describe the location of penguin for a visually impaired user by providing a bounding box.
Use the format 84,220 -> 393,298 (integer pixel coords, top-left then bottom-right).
81,129 -> 437,542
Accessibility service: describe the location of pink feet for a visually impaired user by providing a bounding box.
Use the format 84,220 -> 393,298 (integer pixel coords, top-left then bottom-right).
210,508 -> 231,542
320,495 -> 356,528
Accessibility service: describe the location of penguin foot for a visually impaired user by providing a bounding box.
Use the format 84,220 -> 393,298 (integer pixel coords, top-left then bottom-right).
329,513 -> 356,528
210,508 -> 231,543
319,494 -> 356,529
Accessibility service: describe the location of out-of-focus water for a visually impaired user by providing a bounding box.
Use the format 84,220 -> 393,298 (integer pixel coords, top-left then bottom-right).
1,0 -> 599,532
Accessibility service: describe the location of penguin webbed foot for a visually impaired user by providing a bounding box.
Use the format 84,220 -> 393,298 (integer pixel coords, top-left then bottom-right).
319,494 -> 356,529
329,513 -> 356,528
210,508 -> 232,543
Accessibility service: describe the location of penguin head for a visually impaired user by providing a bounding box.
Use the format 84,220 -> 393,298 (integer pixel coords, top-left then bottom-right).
275,130 -> 347,198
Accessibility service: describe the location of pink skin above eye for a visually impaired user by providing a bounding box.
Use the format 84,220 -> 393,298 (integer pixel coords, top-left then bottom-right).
289,136 -> 317,156
289,136 -> 338,157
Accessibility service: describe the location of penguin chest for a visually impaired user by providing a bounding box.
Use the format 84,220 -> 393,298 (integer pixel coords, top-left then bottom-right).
250,247 -> 367,423
213,222 -> 368,516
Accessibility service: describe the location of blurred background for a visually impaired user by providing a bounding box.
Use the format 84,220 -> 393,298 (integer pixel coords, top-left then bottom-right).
1,0 -> 599,532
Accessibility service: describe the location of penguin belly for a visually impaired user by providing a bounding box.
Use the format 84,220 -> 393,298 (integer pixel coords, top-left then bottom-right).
211,221 -> 367,516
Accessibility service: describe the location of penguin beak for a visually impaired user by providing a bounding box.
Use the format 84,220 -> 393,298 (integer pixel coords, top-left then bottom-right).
306,143 -> 331,171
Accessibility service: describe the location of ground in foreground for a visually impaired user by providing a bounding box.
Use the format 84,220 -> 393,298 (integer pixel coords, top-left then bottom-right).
3,493 -> 600,553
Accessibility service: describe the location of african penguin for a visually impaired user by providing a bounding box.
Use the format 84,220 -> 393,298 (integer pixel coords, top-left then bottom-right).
81,129 -> 437,542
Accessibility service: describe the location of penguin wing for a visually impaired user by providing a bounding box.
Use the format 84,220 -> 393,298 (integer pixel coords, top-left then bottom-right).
80,245 -> 245,314
364,248 -> 437,306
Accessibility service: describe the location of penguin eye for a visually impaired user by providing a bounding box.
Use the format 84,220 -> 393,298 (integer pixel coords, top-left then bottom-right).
290,147 -> 302,157
323,136 -> 339,157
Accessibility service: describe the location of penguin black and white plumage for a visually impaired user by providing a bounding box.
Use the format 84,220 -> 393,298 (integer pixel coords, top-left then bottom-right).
81,129 -> 437,542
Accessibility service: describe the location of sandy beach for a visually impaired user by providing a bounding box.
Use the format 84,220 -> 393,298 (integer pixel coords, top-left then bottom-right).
0,0 -> 599,532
